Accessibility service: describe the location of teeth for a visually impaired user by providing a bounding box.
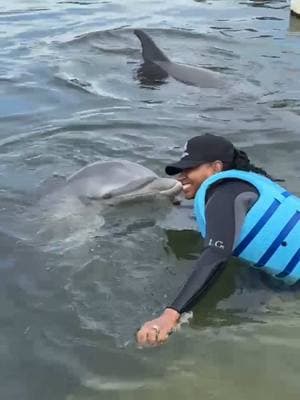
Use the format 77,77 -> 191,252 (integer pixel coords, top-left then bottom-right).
183,184 -> 192,191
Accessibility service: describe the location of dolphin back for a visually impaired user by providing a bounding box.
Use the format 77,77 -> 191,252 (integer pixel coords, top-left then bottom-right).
134,29 -> 169,63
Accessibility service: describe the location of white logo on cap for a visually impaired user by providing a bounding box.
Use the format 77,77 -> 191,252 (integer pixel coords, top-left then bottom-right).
181,141 -> 189,159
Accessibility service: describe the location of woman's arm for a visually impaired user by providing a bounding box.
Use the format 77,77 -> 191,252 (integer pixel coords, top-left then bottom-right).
136,180 -> 258,345
169,180 -> 258,313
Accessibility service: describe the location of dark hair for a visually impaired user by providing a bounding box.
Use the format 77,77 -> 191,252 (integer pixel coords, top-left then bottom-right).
223,148 -> 284,182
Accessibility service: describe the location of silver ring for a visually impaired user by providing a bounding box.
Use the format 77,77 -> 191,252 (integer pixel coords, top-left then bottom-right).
151,324 -> 160,333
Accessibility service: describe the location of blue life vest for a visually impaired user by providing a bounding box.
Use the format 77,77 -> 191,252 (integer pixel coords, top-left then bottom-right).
194,170 -> 300,284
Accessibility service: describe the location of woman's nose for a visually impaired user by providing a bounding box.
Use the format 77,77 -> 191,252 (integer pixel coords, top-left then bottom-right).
177,173 -> 186,181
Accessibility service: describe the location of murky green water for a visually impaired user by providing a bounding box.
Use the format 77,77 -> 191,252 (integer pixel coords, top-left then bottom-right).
1,1 -> 300,399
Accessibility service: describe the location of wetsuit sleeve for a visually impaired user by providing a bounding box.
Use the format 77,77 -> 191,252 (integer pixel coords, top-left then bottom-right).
168,180 -> 258,314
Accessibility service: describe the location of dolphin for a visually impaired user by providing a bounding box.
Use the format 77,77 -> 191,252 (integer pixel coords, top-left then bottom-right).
134,29 -> 224,88
23,160 -> 182,253
62,160 -> 182,203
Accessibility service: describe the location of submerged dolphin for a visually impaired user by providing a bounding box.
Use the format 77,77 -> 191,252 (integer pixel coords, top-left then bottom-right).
134,29 -> 224,88
28,160 -> 182,252
63,160 -> 182,203
16,161 -> 183,255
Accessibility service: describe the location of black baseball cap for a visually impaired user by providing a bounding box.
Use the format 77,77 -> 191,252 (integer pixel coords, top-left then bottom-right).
165,134 -> 235,175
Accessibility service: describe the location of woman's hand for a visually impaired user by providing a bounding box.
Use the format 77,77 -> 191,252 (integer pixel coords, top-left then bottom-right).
136,308 -> 180,347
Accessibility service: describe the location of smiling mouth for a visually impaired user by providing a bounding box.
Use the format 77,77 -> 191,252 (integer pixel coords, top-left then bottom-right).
182,183 -> 192,192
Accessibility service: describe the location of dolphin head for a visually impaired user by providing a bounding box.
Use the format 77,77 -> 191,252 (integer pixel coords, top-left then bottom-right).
64,160 -> 182,205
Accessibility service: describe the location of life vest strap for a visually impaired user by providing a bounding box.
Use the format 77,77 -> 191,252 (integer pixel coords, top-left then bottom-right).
256,211 -> 300,267
234,198 -> 281,256
276,248 -> 300,279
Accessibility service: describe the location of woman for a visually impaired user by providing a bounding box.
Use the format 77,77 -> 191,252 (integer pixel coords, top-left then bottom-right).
136,133 -> 300,346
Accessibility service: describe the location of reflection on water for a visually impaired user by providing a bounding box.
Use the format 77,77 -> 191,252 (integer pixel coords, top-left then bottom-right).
0,0 -> 300,399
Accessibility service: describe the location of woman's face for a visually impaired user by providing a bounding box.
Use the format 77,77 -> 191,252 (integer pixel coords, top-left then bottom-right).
178,161 -> 223,199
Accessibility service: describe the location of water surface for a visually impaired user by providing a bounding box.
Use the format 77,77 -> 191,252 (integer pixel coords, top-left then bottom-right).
1,1 -> 300,399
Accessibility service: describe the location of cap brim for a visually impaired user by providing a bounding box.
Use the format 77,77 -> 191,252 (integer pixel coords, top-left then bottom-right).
165,159 -> 205,175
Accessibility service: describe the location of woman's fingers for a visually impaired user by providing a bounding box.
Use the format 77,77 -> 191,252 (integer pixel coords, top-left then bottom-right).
157,329 -> 169,343
136,325 -> 158,346
147,327 -> 170,346
136,328 -> 148,345
136,313 -> 178,347
146,331 -> 158,345
137,326 -> 167,346
137,324 -> 155,345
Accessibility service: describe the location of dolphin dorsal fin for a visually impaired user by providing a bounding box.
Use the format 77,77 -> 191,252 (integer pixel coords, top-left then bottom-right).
134,29 -> 169,63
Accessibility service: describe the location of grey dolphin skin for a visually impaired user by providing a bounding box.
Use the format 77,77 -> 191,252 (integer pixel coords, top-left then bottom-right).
65,160 -> 182,203
134,29 -> 224,88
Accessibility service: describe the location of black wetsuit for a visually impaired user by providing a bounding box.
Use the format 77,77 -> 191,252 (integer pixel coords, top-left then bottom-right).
169,179 -> 259,314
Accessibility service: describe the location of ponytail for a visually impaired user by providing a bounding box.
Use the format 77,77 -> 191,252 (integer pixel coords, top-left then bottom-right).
224,148 -> 284,182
